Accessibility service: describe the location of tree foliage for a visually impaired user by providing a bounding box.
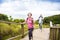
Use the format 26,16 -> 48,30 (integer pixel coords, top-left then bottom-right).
20,19 -> 25,23
9,16 -> 13,22
35,20 -> 39,24
43,14 -> 60,24
14,19 -> 25,23
14,19 -> 20,23
0,14 -> 9,21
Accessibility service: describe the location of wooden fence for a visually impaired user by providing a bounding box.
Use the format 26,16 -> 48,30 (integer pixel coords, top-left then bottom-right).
0,20 -> 27,40
49,26 -> 60,40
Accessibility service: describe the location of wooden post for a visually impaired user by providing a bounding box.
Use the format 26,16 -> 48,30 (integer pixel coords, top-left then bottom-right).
0,33 -> 2,40
0,36 -> 2,40
5,22 -> 11,25
58,29 -> 60,40
21,23 -> 24,38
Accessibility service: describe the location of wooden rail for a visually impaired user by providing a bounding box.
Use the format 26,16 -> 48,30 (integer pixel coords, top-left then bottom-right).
6,31 -> 28,40
0,20 -> 21,25
49,26 -> 60,40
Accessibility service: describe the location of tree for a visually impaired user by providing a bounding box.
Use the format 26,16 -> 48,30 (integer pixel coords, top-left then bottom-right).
43,14 -> 60,24
14,19 -> 20,23
20,19 -> 25,23
9,16 -> 13,22
0,14 -> 9,21
14,19 -> 25,23
35,20 -> 39,24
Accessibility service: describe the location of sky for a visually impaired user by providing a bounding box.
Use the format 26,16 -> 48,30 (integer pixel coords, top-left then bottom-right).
0,0 -> 60,20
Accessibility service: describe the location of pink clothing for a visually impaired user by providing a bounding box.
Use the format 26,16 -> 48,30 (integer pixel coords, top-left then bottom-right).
26,18 -> 34,29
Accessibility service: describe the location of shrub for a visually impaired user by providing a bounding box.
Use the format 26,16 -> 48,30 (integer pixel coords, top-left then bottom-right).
0,23 -> 22,39
0,23 -> 10,36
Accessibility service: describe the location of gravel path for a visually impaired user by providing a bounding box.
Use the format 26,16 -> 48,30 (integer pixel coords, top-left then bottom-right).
21,28 -> 50,40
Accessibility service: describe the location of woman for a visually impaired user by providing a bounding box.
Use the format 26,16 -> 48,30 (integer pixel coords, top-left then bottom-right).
38,14 -> 43,32
26,12 -> 34,40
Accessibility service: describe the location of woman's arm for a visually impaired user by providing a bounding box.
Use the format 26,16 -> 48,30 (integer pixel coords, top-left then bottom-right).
32,18 -> 34,24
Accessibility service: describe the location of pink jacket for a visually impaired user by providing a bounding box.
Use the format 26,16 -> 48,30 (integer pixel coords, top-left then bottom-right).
26,18 -> 34,29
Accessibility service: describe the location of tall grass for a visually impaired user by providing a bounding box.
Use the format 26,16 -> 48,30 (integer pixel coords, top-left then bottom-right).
0,23 -> 23,40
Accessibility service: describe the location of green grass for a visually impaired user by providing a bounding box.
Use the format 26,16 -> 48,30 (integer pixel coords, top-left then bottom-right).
43,24 -> 50,28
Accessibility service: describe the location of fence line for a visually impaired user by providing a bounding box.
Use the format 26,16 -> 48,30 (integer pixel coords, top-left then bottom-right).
6,31 -> 28,40
0,20 -> 21,25
0,20 -> 28,40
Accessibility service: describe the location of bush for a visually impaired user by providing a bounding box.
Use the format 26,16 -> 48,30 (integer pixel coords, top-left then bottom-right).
35,20 -> 39,24
10,24 -> 21,36
0,23 -> 10,36
0,23 -> 22,40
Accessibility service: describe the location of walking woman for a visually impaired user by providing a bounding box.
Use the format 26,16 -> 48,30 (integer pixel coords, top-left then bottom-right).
26,12 -> 34,40
38,14 -> 43,32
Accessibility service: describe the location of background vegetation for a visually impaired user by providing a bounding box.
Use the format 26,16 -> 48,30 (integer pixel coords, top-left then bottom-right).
1,13 -> 60,40
43,14 -> 60,24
